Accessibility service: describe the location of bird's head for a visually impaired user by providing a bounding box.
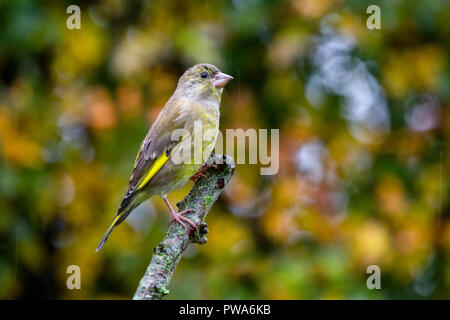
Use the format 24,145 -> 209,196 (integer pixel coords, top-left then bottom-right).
177,64 -> 233,101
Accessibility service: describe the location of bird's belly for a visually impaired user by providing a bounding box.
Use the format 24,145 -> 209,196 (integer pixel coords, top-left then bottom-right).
175,124 -> 218,180
145,123 -> 219,196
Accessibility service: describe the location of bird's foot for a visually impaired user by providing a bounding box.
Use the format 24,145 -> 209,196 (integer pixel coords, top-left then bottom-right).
170,209 -> 196,230
190,164 -> 217,183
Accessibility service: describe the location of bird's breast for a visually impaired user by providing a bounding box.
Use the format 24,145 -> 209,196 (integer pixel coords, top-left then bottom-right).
183,102 -> 220,164
196,105 -> 219,152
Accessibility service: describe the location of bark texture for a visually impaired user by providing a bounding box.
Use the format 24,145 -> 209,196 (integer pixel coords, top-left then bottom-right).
133,154 -> 235,300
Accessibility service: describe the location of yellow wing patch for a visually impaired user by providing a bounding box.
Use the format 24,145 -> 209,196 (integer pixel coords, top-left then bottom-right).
136,141 -> 183,190
136,151 -> 170,190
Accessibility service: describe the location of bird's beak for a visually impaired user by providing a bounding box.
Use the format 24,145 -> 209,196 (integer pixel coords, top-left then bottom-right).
213,72 -> 233,88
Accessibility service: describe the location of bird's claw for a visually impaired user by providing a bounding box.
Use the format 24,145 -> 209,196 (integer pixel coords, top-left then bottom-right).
190,172 -> 207,183
190,164 -> 218,183
170,209 -> 196,230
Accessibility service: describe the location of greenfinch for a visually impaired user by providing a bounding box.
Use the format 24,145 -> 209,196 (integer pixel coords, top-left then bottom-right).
96,64 -> 233,251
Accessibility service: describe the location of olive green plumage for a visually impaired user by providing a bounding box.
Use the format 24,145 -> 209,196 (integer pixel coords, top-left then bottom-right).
96,64 -> 233,251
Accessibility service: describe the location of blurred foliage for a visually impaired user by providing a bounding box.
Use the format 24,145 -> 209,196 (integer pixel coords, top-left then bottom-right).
0,0 -> 449,299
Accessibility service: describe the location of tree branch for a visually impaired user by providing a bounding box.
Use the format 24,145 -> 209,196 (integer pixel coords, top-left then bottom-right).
132,154 -> 235,300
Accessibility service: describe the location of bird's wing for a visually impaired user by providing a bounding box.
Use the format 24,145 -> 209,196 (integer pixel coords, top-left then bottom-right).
96,97 -> 193,252
117,97 -> 189,214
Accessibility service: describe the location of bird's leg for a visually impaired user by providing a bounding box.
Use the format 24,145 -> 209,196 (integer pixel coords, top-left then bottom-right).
162,196 -> 197,230
190,163 -> 218,184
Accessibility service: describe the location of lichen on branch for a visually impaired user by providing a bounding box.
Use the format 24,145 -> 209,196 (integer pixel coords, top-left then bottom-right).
133,154 -> 235,300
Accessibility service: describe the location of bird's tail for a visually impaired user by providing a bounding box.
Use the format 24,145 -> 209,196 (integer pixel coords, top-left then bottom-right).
96,207 -> 134,252
96,214 -> 121,252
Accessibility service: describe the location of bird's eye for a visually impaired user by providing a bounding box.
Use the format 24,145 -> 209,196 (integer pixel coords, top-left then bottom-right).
200,72 -> 208,79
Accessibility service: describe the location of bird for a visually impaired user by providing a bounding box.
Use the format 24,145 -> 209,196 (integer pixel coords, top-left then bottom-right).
96,64 -> 233,252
